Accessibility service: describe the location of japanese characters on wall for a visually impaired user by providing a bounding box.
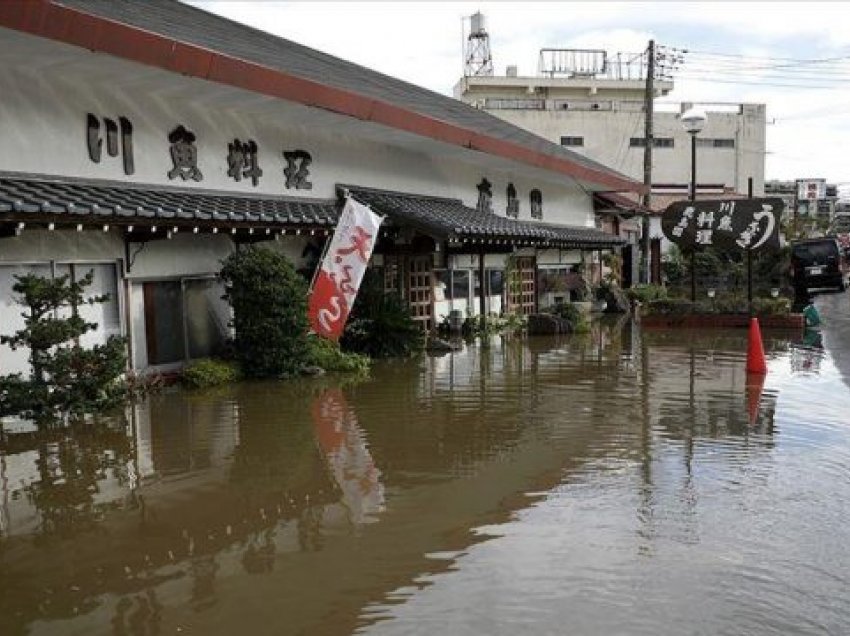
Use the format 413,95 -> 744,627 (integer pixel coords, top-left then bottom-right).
84,115 -> 313,192
87,113 -> 134,175
476,178 -> 493,213
81,113 -> 557,222
167,125 -> 202,182
478,178 -> 543,219
530,189 -> 543,220
661,198 -> 784,252
506,183 -> 519,218
283,150 -> 313,190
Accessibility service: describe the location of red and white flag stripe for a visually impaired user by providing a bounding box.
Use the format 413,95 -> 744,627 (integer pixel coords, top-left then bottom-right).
308,197 -> 383,340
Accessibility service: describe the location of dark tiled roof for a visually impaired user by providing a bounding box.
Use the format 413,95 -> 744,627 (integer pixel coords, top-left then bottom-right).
0,174 -> 338,227
54,0 -> 635,190
343,185 -> 624,249
533,221 -> 627,248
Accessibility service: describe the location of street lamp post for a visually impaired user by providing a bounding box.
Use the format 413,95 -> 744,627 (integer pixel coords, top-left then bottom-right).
681,107 -> 707,302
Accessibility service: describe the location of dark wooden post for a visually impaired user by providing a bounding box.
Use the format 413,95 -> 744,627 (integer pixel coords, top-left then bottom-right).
479,247 -> 486,331
747,177 -> 754,313
690,131 -> 697,302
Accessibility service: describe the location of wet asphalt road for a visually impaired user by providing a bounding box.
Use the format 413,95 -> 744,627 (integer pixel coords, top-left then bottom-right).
813,287 -> 850,385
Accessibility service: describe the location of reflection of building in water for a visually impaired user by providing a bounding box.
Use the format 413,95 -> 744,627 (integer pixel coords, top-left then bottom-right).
641,332 -> 779,441
424,317 -> 634,398
0,423 -> 133,539
131,394 -> 240,481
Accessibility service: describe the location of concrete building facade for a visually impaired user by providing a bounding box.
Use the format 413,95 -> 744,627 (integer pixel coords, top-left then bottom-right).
455,53 -> 768,281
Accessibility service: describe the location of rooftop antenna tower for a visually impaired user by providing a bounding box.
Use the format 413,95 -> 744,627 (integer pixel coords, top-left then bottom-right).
463,12 -> 493,77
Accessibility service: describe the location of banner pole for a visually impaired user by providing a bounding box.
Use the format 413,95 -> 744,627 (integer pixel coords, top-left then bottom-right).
308,194 -> 349,296
747,177 -> 753,315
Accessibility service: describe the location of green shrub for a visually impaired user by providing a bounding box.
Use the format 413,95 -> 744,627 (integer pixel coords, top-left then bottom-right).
711,294 -> 747,315
662,245 -> 687,285
461,312 -> 527,337
551,301 -> 589,333
220,247 -> 309,378
626,284 -> 668,304
341,271 -> 424,358
182,358 -> 242,388
306,335 -> 370,375
646,298 -> 695,315
752,297 -> 792,316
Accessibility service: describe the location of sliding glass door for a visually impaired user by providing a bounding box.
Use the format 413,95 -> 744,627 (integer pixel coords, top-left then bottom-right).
139,277 -> 228,369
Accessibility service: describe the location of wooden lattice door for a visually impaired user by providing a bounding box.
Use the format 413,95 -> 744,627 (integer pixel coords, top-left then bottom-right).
407,254 -> 434,331
508,256 -> 536,315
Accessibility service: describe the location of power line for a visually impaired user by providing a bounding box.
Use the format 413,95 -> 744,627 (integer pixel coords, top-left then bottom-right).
671,74 -> 849,90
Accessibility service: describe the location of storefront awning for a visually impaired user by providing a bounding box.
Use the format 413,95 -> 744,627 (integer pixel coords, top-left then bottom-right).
593,192 -> 648,217
342,185 -> 625,249
0,174 -> 339,233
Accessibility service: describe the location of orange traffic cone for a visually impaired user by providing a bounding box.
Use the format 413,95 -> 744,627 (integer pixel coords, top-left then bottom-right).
745,372 -> 766,426
746,317 -> 768,375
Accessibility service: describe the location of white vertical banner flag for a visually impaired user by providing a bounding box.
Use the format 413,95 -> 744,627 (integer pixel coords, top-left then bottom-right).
308,197 -> 383,341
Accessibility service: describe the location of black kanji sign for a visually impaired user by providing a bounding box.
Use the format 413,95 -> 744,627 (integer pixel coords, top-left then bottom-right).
661,198 -> 784,253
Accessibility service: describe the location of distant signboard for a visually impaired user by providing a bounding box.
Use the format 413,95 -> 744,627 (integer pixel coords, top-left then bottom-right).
797,179 -> 826,201
661,198 -> 784,253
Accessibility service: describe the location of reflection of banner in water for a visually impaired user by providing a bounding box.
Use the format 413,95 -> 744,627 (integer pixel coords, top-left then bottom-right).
311,389 -> 385,524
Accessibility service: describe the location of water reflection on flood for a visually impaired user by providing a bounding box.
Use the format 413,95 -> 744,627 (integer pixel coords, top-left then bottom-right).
2,317 -> 850,635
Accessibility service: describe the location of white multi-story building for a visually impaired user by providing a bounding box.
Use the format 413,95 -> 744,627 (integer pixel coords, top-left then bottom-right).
454,45 -> 768,281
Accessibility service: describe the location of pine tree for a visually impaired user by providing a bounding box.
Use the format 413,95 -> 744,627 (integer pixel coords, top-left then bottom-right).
0,271 -> 127,425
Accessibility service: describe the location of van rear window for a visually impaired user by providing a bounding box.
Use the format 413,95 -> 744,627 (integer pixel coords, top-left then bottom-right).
793,242 -> 838,261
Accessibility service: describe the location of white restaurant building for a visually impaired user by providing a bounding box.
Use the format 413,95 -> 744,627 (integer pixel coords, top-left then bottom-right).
0,0 -> 640,376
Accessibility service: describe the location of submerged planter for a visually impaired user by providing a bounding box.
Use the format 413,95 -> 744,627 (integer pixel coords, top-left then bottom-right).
640,313 -> 804,330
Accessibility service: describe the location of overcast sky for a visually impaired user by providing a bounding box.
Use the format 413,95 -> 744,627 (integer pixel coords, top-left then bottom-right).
194,1 -> 850,188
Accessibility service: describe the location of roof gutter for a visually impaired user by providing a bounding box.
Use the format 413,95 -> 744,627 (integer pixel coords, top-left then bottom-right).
0,0 -> 644,194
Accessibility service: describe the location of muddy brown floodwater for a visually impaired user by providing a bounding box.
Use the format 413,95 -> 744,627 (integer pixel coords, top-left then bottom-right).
2,313 -> 850,635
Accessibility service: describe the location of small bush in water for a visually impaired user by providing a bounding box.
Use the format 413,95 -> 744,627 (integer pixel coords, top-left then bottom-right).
552,302 -> 589,333
182,359 -> 242,389
306,336 -> 370,375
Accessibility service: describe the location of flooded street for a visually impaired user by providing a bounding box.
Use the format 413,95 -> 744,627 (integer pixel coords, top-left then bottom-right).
3,305 -> 850,635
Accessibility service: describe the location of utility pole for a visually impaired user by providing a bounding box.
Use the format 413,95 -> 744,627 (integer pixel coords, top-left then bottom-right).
641,40 -> 655,284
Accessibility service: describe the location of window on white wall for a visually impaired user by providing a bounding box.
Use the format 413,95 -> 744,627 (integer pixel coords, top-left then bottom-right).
696,138 -> 735,148
488,270 -> 504,296
630,137 -> 674,148
560,136 -> 584,147
451,270 -> 470,304
434,270 -> 450,301
59,263 -> 121,349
